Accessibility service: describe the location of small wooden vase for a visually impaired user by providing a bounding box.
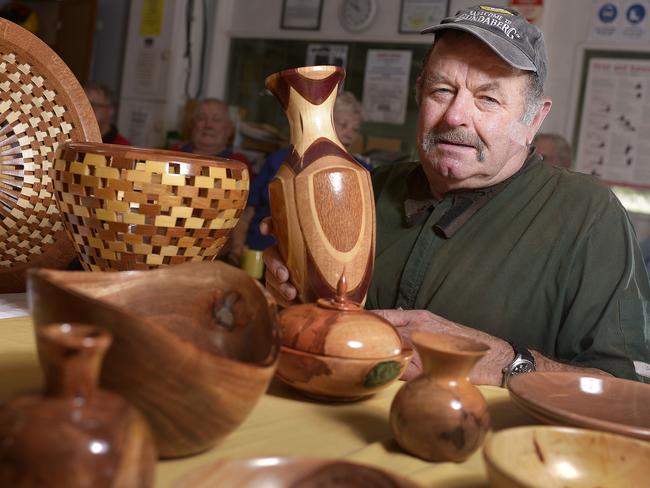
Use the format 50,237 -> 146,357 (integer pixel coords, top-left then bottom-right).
389,332 -> 491,462
265,65 -> 375,305
0,323 -> 156,487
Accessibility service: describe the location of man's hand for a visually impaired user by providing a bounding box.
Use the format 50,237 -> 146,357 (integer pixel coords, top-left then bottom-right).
373,309 -> 612,385
373,309 -> 513,385
260,217 -> 298,307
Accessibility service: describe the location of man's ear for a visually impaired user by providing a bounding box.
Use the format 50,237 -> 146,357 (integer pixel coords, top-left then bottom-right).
527,97 -> 552,145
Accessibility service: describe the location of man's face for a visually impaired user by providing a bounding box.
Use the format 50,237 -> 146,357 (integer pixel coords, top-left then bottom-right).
86,88 -> 113,136
334,110 -> 361,150
417,32 -> 550,194
191,101 -> 233,153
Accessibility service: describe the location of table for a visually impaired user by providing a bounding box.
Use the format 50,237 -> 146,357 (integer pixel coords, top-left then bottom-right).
0,313 -> 539,487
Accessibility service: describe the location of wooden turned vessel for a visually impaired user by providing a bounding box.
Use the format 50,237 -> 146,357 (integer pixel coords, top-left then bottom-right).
52,142 -> 249,271
265,65 -> 375,305
0,323 -> 156,487
390,332 -> 491,462
0,18 -> 101,292
27,261 -> 280,458
276,275 -> 411,401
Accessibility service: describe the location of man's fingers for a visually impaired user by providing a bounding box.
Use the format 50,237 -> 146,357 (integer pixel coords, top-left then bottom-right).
371,309 -> 412,326
262,247 -> 289,283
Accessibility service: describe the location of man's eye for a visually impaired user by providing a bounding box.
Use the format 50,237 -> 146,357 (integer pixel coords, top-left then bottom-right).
431,87 -> 451,95
481,96 -> 499,104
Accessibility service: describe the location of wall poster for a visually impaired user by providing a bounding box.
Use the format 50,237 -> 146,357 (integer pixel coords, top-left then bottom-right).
574,50 -> 650,188
361,49 -> 413,125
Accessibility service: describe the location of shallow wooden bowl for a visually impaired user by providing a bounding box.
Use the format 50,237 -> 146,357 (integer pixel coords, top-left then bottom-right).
27,261 -> 280,458
51,142 -> 249,271
276,344 -> 412,401
173,457 -> 421,487
0,18 -> 101,292
483,425 -> 650,488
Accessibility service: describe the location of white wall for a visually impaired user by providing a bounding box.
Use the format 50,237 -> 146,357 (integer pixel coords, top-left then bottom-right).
206,0 -> 619,143
124,0 -> 649,159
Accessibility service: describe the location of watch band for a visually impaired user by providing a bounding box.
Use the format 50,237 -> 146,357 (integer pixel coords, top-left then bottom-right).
501,342 -> 536,387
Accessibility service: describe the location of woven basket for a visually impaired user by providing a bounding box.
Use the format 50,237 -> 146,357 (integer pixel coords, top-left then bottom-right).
0,18 -> 101,291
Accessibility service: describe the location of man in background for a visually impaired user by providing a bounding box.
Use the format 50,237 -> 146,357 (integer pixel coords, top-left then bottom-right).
175,98 -> 252,174
84,82 -> 130,145
533,132 -> 572,168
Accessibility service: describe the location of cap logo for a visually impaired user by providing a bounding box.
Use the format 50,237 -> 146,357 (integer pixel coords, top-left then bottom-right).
479,6 -> 514,15
456,9 -> 521,40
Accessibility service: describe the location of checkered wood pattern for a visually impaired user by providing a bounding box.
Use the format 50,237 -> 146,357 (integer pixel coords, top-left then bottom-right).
52,144 -> 249,271
0,52 -> 82,267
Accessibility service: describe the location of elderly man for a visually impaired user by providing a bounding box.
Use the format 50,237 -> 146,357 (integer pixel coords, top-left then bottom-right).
177,98 -> 252,174
264,5 -> 650,385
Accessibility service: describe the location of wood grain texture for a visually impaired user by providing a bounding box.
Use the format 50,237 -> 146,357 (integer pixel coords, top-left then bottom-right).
52,142 -> 249,271
0,323 -> 156,487
0,18 -> 101,291
390,332 -> 491,462
172,457 -> 422,488
483,426 -> 650,488
266,66 -> 375,304
27,261 -> 280,458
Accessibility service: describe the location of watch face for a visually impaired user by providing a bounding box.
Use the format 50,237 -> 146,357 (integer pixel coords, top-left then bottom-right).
511,362 -> 535,375
340,0 -> 377,32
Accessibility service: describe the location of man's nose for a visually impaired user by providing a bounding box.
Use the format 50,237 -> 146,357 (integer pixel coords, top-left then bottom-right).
441,92 -> 472,128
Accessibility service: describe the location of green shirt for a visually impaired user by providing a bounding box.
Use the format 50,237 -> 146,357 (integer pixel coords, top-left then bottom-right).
367,154 -> 650,382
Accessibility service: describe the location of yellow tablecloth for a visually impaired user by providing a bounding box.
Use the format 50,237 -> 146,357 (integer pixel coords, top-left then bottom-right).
0,315 -> 538,487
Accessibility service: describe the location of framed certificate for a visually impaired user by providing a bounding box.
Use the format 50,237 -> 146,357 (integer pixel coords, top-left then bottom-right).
281,0 -> 324,30
399,0 -> 449,34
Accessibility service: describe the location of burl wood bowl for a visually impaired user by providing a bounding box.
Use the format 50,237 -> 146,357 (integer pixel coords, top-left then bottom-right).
173,457 -> 422,488
0,18 -> 101,292
51,142 -> 249,271
27,261 -> 280,458
276,276 -> 412,401
483,426 -> 650,488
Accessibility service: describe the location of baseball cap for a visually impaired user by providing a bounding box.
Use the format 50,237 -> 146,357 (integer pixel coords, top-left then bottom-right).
421,5 -> 547,86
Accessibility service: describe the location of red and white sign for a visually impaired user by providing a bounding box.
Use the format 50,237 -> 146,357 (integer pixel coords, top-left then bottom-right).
509,0 -> 544,25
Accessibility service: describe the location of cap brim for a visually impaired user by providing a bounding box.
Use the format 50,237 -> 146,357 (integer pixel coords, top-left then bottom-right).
421,24 -> 536,73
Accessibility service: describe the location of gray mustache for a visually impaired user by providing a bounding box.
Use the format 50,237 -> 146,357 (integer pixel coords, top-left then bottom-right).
422,128 -> 486,162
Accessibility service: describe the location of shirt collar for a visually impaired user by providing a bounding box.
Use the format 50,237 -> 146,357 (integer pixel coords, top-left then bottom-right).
404,149 -> 541,238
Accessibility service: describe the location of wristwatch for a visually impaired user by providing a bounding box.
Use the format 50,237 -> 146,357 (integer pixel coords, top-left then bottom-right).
501,343 -> 535,387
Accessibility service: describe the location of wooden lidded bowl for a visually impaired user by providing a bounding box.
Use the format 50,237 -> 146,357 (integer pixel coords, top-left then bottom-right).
276,275 -> 412,401
0,18 -> 101,292
51,142 -> 249,271
27,261 -> 280,458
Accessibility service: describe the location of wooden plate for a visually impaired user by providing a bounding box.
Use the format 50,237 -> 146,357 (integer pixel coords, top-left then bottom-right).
0,18 -> 101,291
508,372 -> 650,440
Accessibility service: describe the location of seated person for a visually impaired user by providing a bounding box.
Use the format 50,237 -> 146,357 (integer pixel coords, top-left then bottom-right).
84,82 -> 130,145
263,6 -> 650,385
533,132 -> 572,168
227,91 -> 369,264
174,98 -> 253,176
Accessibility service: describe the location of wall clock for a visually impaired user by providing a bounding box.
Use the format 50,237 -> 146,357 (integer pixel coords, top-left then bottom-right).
339,0 -> 378,32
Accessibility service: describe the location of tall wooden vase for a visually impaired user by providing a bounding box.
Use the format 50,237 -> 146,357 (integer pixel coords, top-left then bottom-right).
389,332 -> 491,463
0,323 -> 156,487
265,66 -> 375,305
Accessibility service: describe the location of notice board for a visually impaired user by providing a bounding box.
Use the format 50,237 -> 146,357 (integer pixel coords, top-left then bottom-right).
574,49 -> 650,188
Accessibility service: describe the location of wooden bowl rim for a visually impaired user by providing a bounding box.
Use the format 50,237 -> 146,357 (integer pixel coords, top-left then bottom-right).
29,264 -> 280,369
280,344 -> 413,363
483,425 -> 650,485
59,141 -> 249,170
